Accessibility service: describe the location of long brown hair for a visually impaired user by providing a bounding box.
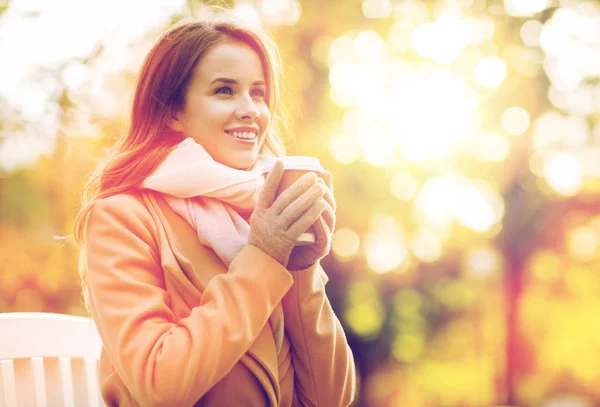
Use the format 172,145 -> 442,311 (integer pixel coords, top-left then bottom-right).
74,12 -> 288,246
73,11 -> 289,308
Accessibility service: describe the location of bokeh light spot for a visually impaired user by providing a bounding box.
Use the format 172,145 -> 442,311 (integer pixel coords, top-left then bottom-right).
362,0 -> 392,19
502,106 -> 530,135
520,19 -> 543,47
529,250 -> 562,282
260,0 -> 301,25
366,236 -> 409,273
345,281 -> 385,338
354,30 -> 384,61
568,226 -> 598,260
543,153 -> 583,196
332,228 -> 361,261
392,333 -> 425,363
474,56 -> 507,88
477,133 -> 510,162
504,0 -> 551,17
410,230 -> 443,263
463,246 -> 502,278
329,133 -> 361,164
390,172 -> 419,201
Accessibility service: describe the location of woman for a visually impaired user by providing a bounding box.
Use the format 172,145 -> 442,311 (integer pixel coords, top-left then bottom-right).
74,9 -> 356,407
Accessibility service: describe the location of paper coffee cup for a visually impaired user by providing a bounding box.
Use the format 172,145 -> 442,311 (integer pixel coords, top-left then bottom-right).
262,156 -> 324,246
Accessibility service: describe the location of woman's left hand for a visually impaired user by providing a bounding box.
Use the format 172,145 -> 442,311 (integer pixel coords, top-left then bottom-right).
287,170 -> 336,271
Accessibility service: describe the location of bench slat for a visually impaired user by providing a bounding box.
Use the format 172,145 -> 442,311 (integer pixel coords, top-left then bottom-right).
31,357 -> 48,407
59,357 -> 75,407
1,359 -> 17,407
84,358 -> 100,407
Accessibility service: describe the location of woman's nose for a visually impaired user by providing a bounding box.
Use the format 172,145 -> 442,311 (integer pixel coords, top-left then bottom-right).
235,95 -> 260,120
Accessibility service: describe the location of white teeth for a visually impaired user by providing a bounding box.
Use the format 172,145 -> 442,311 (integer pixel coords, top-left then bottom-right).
230,131 -> 257,140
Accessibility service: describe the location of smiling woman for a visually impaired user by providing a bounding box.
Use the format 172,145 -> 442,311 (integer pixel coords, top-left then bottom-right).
169,40 -> 271,170
72,6 -> 356,407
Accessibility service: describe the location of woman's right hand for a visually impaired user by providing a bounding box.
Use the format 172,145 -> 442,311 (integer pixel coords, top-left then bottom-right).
248,159 -> 326,267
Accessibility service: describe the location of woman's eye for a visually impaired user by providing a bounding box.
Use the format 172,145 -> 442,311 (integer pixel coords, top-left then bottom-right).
215,86 -> 233,95
251,89 -> 266,98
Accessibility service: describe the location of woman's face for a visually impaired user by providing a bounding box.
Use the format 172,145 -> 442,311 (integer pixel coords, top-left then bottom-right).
171,39 -> 271,170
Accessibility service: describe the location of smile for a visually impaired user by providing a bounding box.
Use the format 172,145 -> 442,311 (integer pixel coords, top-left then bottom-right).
225,131 -> 258,143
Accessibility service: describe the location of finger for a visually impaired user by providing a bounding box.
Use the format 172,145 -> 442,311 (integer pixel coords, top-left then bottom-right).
271,172 -> 319,215
320,181 -> 336,212
321,170 -> 333,194
287,200 -> 327,237
279,183 -> 325,229
259,159 -> 284,209
311,216 -> 330,247
320,198 -> 335,232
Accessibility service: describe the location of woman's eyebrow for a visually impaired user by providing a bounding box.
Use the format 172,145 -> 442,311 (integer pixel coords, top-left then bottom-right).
209,77 -> 266,86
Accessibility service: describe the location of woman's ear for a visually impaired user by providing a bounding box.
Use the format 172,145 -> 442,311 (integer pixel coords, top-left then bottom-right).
168,111 -> 185,132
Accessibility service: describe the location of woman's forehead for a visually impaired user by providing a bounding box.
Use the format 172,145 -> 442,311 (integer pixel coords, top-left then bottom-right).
195,40 -> 265,84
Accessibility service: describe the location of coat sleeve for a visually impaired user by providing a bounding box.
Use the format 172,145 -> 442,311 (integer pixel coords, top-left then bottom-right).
84,194 -> 294,407
281,262 -> 357,407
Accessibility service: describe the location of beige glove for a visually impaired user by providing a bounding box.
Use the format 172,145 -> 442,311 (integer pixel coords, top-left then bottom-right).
287,170 -> 336,271
248,159 -> 327,267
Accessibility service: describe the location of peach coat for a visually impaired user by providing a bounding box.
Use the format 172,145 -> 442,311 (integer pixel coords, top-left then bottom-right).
83,191 -> 356,407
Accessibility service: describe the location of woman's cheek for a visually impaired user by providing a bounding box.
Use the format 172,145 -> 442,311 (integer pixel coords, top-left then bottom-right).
261,106 -> 271,126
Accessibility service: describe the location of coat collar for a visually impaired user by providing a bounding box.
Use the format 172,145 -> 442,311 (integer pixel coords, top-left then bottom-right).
141,191 -> 281,406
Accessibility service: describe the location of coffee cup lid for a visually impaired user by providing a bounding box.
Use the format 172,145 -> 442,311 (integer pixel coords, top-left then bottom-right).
260,156 -> 323,173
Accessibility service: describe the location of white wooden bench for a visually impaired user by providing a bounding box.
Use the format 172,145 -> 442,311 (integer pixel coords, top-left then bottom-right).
0,312 -> 105,407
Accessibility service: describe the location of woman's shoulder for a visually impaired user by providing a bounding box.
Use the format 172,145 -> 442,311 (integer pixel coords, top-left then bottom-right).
96,191 -> 147,208
89,191 -> 159,232
85,191 -> 162,259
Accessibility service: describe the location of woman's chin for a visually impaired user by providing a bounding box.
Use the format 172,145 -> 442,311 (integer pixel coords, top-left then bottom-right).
217,154 -> 257,171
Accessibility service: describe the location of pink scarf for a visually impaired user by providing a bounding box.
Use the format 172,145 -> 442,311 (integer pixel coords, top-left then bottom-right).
141,137 -> 284,352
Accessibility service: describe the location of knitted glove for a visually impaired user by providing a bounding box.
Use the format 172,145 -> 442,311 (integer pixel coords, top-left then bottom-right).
248,159 -> 327,267
287,170 -> 336,271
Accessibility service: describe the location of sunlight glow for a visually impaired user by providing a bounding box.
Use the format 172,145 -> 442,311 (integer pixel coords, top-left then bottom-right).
362,0 -> 393,19
568,226 -> 598,260
0,0 -> 185,171
415,175 -> 504,232
332,228 -> 361,261
543,153 -> 584,196
394,0 -> 429,25
61,62 -> 91,93
390,172 -> 419,201
413,17 -> 469,64
389,21 -> 414,52
365,215 -> 409,273
0,130 -> 57,173
345,281 -> 385,338
409,230 -> 443,263
328,35 -> 355,65
354,30 -> 385,61
502,106 -> 530,136
393,71 -> 478,162
520,20 -> 543,47
529,250 -> 561,282
504,0 -> 551,17
466,17 -> 495,45
357,125 -> 396,167
476,133 -> 510,162
329,133 -> 361,164
539,6 -> 600,94
463,246 -> 502,278
261,0 -> 301,26
474,57 -> 507,88
328,30 -> 480,166
365,235 -> 409,273
533,113 -> 589,149
393,333 -> 425,363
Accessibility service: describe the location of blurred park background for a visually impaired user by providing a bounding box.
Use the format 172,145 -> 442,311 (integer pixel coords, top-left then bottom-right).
2,0 -> 600,406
